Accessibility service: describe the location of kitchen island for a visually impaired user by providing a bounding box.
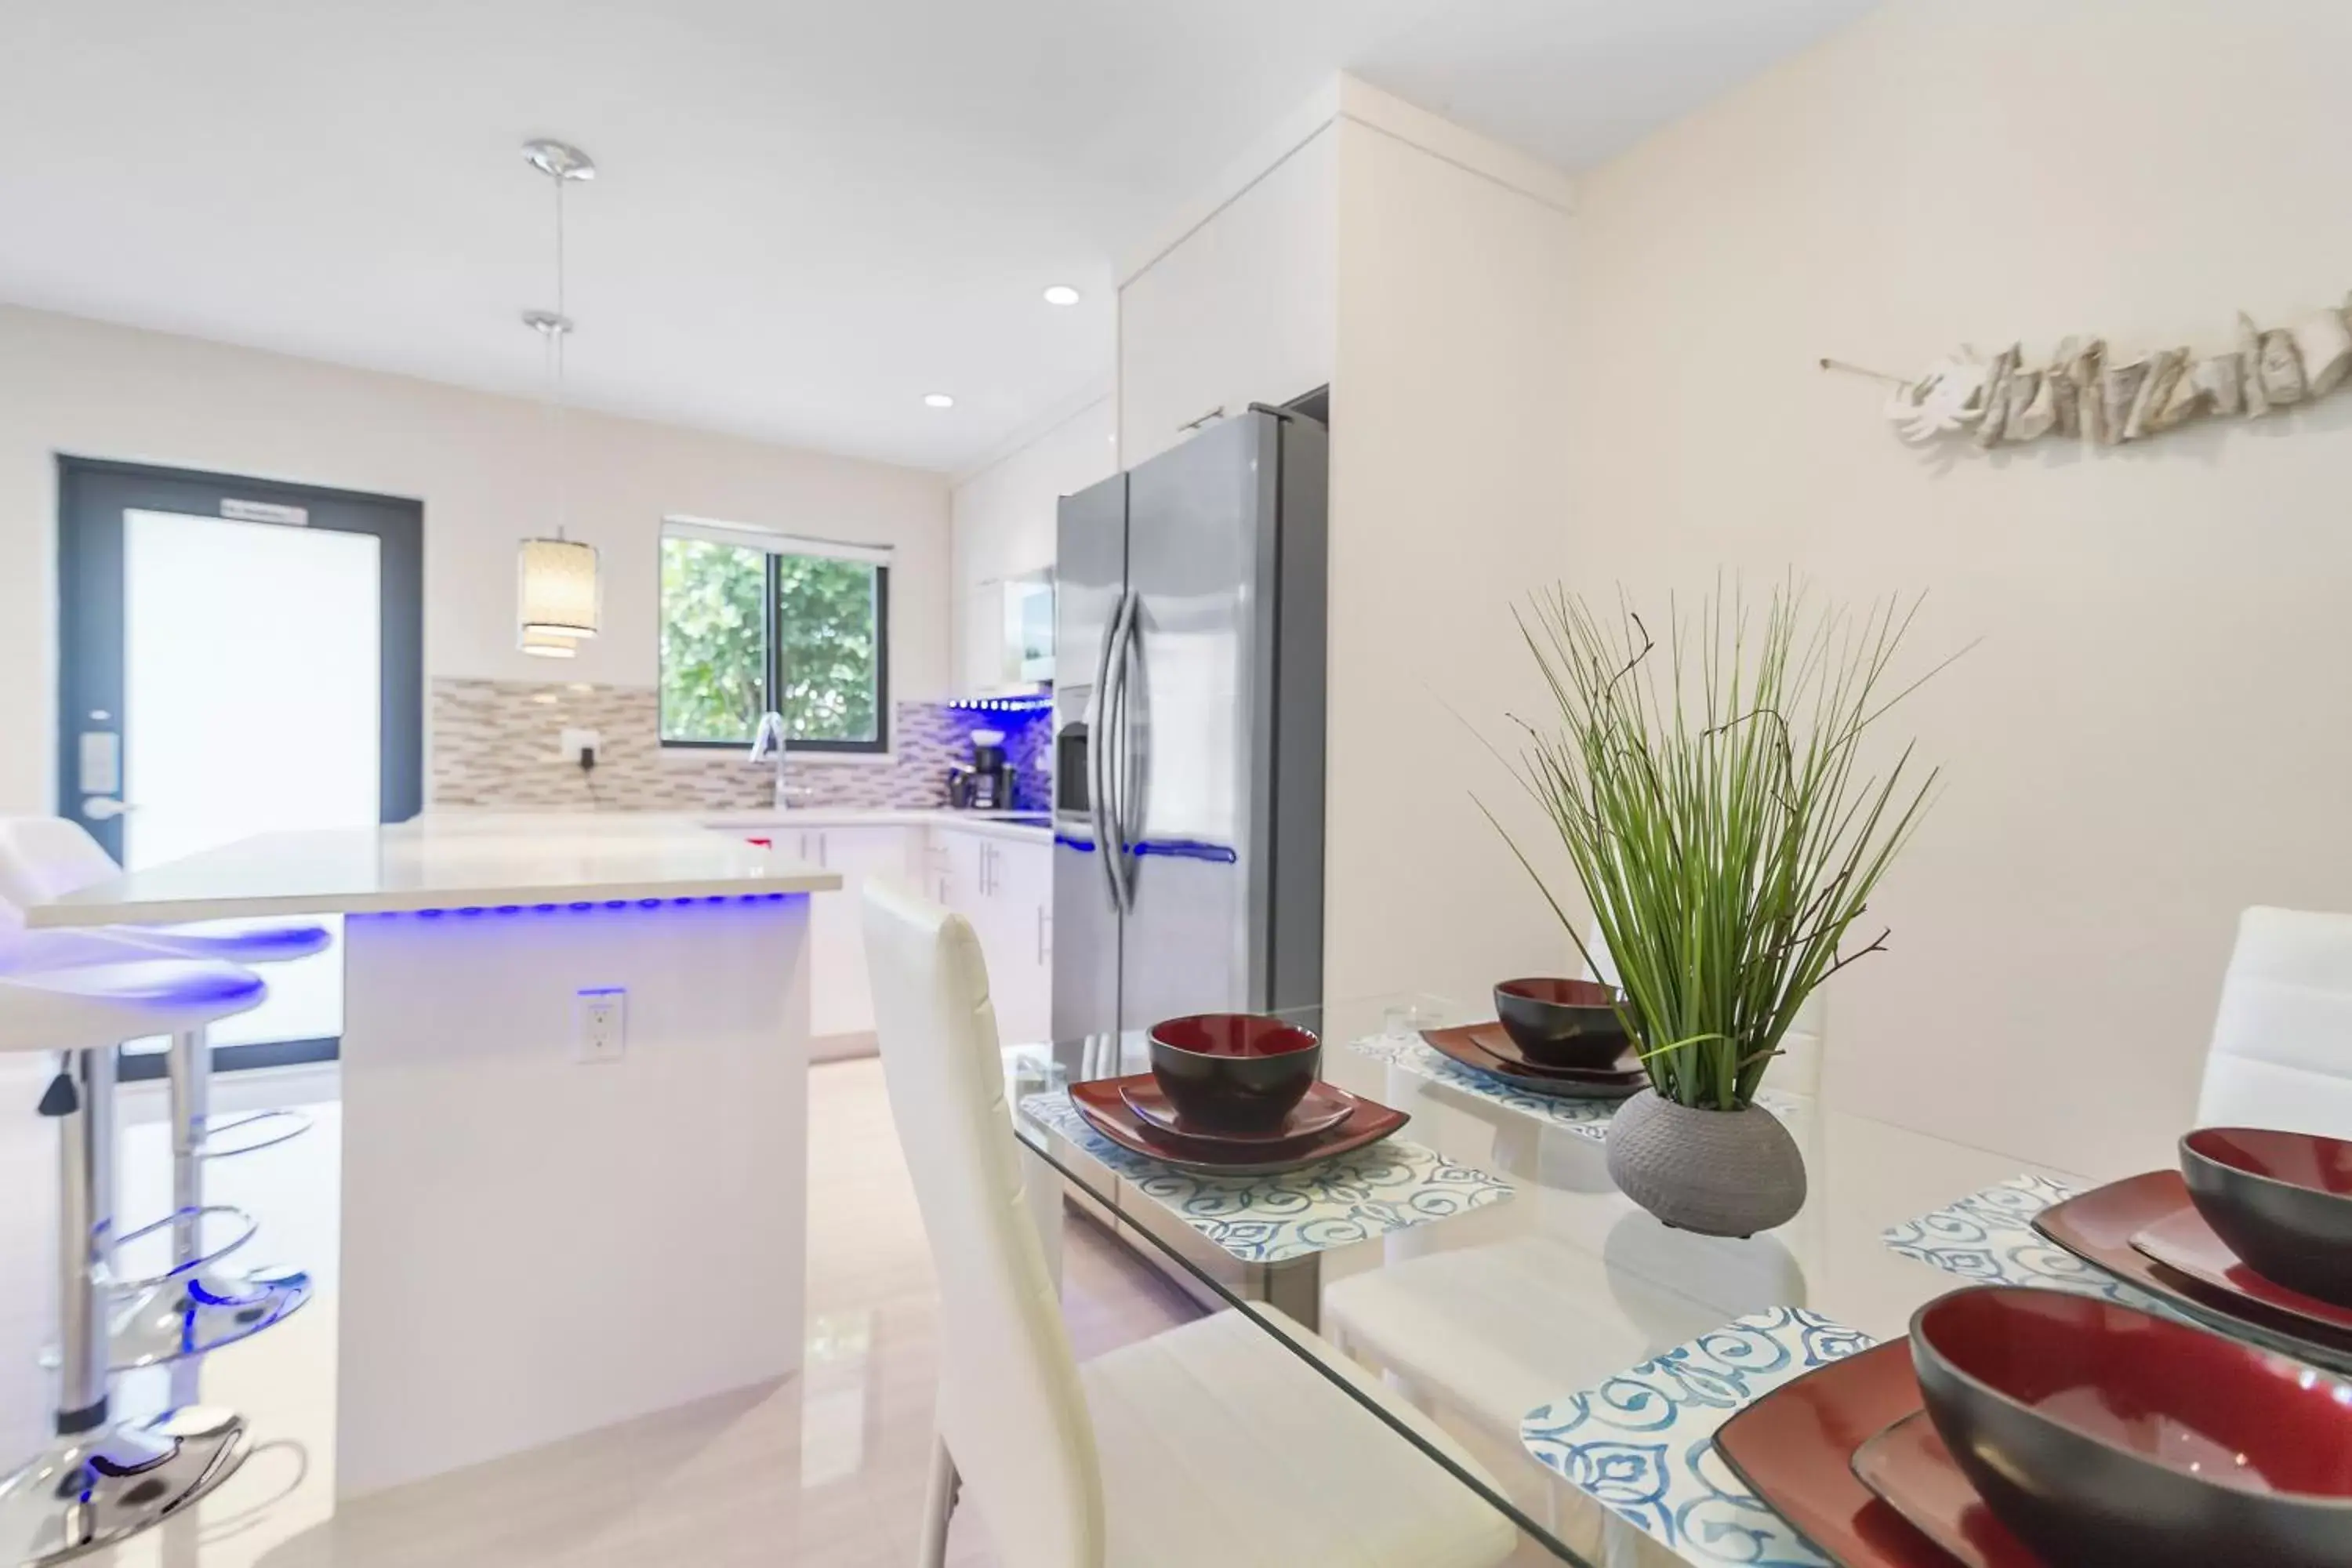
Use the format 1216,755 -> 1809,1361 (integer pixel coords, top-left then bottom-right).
420,808 -> 1058,1048
26,822 -> 840,1496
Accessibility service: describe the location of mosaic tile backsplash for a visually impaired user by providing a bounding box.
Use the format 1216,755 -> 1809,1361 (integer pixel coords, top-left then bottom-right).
430,678 -> 1053,813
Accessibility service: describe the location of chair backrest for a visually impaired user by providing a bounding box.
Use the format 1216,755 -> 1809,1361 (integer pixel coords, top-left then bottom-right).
2197,906 -> 2352,1139
1583,920 -> 1824,1095
0,818 -> 120,909
862,880 -> 1104,1568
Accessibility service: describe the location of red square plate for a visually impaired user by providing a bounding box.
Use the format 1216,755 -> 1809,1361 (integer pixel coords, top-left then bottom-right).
2132,1204 -> 2352,1336
1067,1076 -> 1407,1176
1419,1023 -> 1647,1098
1850,1410 -> 2048,1568
1711,1339 -> 1959,1568
2032,1172 -> 2352,1360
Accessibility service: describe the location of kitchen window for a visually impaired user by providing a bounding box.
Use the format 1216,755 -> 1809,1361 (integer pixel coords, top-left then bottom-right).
658,518 -> 891,753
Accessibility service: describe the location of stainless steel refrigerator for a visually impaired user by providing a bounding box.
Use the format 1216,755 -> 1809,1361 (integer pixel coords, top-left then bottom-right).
1052,406 -> 1327,1040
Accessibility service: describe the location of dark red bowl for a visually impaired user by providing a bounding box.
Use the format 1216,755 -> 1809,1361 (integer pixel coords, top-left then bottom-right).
2181,1127 -> 2352,1305
1147,1014 -> 1320,1133
1492,978 -> 1630,1069
1911,1285 -> 2352,1568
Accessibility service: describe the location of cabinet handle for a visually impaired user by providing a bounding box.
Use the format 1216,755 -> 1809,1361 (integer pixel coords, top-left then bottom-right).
819,833 -> 829,870
1180,405 -> 1226,434
1036,906 -> 1051,964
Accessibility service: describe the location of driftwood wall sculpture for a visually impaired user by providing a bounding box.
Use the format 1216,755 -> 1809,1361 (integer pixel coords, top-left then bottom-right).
1861,296 -> 2352,449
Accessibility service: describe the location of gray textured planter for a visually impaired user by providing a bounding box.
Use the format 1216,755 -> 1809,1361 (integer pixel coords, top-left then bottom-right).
1605,1090 -> 1807,1238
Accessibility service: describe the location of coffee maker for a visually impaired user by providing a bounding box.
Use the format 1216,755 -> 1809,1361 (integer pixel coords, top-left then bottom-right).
947,728 -> 1017,810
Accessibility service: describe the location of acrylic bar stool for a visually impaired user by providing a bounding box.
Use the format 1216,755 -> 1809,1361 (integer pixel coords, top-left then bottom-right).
0,958 -> 266,1567
0,818 -> 326,1367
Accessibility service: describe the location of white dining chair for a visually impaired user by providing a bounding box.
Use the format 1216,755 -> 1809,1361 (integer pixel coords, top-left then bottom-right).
2196,906 -> 2352,1139
1581,920 -> 1824,1097
862,880 -> 1519,1568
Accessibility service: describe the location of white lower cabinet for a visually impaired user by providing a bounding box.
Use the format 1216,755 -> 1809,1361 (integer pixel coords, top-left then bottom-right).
743,818 -> 1051,1049
798,826 -> 917,1040
928,826 -> 1054,1047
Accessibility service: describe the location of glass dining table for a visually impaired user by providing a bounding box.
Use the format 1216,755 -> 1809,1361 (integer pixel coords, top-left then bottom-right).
1007,993 -> 2103,1567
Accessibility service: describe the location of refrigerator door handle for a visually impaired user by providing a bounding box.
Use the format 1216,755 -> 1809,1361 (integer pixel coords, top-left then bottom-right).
1101,588 -> 1140,912
1110,589 -> 1145,912
1087,590 -> 1127,913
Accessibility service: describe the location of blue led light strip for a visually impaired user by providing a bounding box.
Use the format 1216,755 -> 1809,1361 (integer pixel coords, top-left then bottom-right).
350,892 -> 797,920
1049,837 -> 1238,865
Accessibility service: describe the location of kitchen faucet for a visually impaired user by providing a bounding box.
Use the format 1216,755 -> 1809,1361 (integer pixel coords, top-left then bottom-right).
749,710 -> 792,811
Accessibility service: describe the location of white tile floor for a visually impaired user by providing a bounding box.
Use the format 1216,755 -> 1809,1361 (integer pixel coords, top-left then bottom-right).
0,1054 -> 1198,1566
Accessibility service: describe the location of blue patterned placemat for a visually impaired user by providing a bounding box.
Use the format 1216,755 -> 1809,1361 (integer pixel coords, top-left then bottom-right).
1520,1307 -> 1877,1566
1348,1032 -> 1798,1144
1880,1173 -> 2165,1310
1018,1091 -> 1512,1264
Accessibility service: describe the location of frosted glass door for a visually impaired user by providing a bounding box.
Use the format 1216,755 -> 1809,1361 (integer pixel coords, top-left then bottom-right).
122,509 -> 381,1047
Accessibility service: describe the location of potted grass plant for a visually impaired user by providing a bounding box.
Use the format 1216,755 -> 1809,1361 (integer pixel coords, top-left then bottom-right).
1488,580 -> 1952,1237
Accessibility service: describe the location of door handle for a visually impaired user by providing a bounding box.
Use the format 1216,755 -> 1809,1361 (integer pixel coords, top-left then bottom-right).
80,797 -> 135,821
1087,593 -> 1127,913
1105,589 -> 1142,912
1098,590 -> 1138,913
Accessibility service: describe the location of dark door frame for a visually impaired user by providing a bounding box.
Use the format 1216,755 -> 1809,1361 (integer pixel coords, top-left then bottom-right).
55,455 -> 425,1076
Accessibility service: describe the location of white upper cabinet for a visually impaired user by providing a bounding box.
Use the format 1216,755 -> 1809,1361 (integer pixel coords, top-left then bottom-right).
1117,124 -> 1338,466
949,396 -> 1116,695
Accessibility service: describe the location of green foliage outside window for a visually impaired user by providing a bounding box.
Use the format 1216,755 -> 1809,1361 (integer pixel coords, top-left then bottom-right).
659,534 -> 886,749
659,539 -> 765,742
775,554 -> 881,744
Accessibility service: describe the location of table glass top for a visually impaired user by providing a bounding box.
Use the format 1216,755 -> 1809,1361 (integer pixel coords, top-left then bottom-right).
1008,993 -> 2096,1566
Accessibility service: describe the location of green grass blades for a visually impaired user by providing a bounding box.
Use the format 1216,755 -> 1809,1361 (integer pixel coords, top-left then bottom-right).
1490,579 -> 1955,1111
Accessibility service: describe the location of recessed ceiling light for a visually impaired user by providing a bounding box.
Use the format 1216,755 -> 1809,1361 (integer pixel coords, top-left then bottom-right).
924,393 -> 955,408
1042,285 -> 1081,307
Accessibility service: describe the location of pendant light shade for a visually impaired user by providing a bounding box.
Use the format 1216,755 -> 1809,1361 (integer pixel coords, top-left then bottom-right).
520,625 -> 579,658
518,536 -> 600,638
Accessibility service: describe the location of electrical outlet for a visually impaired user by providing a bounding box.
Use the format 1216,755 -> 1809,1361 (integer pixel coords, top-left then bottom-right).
575,987 -> 626,1064
559,728 -> 602,765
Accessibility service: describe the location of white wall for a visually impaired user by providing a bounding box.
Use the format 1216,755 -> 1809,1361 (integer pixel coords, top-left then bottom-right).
1102,77 -> 1586,1037
1322,111 -> 1584,1017
1554,0 -> 2352,1175
0,304 -> 952,815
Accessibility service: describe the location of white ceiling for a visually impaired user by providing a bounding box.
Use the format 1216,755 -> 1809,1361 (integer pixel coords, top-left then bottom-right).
0,0 -> 1875,473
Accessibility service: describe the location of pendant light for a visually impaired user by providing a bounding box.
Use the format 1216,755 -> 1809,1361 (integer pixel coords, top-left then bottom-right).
516,138 -> 601,648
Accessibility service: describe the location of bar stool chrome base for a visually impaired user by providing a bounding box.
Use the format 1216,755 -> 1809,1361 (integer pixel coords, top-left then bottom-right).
0,1406 -> 249,1567
108,1263 -> 314,1372
197,1107 -> 313,1161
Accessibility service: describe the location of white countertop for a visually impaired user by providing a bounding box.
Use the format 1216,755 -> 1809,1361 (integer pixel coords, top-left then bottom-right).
24,824 -> 843,927
423,807 -> 1055,844
712,808 -> 1054,845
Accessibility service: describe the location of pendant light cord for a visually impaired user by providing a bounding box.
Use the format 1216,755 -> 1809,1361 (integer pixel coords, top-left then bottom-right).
550,164 -> 571,540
